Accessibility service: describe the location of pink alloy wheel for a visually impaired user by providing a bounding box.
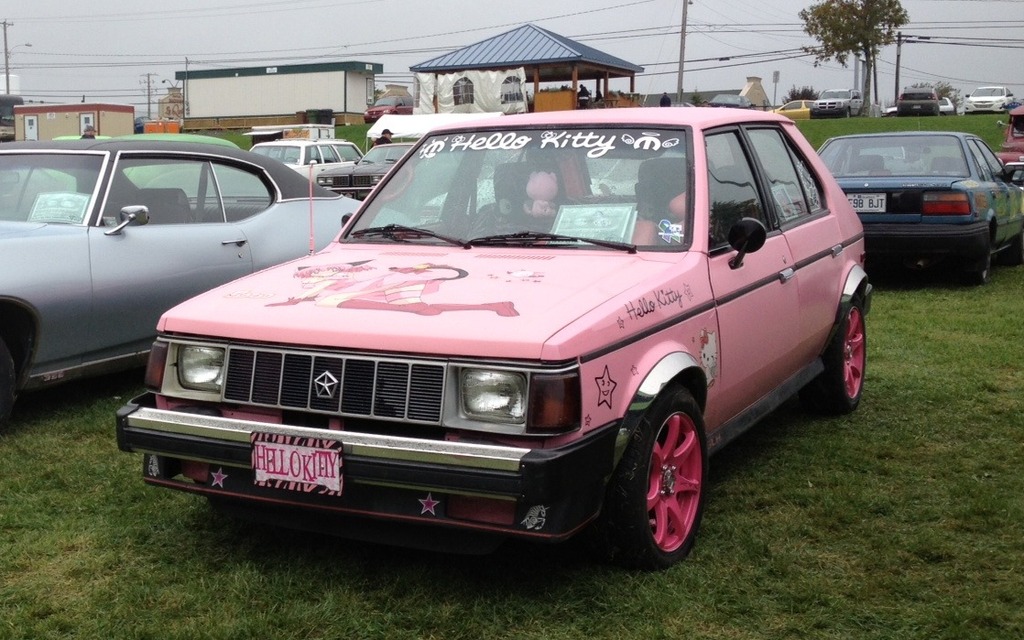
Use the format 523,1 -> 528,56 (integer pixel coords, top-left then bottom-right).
647,412 -> 703,552
843,307 -> 866,398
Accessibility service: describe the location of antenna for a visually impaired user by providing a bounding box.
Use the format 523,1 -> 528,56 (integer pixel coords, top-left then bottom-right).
308,161 -> 317,255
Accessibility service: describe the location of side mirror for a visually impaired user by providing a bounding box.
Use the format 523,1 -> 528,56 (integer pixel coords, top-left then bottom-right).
727,217 -> 767,269
104,205 -> 150,236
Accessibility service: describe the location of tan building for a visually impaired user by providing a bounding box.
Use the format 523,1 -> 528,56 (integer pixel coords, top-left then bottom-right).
14,103 -> 134,140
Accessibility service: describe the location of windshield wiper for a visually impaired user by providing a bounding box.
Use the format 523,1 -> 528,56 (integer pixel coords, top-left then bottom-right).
469,231 -> 637,253
349,224 -> 471,248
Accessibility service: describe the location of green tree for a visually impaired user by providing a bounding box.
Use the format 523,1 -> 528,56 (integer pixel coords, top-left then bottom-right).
784,86 -> 819,102
800,0 -> 909,116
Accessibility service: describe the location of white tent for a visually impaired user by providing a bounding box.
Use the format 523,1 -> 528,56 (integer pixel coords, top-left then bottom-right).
366,113 -> 503,148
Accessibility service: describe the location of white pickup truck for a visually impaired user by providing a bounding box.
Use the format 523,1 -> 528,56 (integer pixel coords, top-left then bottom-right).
810,89 -> 864,118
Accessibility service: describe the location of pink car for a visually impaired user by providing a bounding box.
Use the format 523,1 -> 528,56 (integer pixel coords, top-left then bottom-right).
117,108 -> 871,570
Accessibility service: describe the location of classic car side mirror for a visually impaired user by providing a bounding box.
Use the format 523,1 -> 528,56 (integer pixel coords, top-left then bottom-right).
727,217 -> 767,269
104,205 -> 150,236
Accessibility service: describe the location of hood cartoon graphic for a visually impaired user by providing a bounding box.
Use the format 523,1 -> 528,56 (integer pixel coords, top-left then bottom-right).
159,246 -> 691,360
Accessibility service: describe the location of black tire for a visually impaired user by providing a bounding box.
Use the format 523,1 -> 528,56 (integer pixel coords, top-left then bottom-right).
800,296 -> 866,415
965,249 -> 992,286
0,339 -> 16,429
996,229 -> 1024,267
594,384 -> 707,570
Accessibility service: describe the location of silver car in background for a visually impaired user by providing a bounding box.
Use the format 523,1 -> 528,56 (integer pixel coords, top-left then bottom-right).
0,139 -> 358,428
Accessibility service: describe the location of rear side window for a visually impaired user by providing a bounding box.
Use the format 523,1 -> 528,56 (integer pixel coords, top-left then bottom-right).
747,128 -> 824,224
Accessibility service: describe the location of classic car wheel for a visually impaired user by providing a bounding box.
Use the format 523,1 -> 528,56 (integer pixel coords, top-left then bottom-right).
0,339 -> 15,428
597,385 -> 707,570
801,296 -> 866,415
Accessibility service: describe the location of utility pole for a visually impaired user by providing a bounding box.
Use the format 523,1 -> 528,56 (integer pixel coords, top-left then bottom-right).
675,1 -> 690,105
894,32 -> 902,104
3,20 -> 12,95
142,73 -> 155,119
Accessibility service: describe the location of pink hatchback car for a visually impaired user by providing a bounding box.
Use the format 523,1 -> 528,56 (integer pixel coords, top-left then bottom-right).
117,108 -> 871,569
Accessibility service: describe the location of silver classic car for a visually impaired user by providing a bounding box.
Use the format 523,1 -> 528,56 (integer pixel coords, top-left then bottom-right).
0,139 -> 358,428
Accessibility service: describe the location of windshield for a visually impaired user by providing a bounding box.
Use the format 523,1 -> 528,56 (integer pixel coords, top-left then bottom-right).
0,153 -> 104,224
819,90 -> 850,100
361,144 -> 412,164
973,87 -> 1004,97
373,97 -> 403,107
346,127 -> 692,251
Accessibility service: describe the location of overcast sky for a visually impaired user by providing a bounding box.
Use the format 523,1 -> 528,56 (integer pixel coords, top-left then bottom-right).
4,0 -> 1022,113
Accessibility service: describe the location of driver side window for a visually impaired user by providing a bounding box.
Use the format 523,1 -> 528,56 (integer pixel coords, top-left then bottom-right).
705,131 -> 766,249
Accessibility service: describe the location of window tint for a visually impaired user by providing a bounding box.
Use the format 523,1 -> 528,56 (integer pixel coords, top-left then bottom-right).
102,157 -> 272,225
705,131 -> 766,248
747,128 -> 822,223
319,144 -> 340,163
0,153 -> 103,224
968,138 -> 1003,179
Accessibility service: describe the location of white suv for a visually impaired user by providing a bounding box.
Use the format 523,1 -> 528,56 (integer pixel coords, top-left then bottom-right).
964,86 -> 1014,114
250,139 -> 363,179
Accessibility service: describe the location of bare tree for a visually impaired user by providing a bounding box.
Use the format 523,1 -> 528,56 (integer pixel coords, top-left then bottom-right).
800,0 -> 908,116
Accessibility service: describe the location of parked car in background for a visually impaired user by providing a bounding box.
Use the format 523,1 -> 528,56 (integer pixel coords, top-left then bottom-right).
818,131 -> 1024,284
707,94 -> 755,109
117,107 -> 871,570
0,139 -> 358,428
315,142 -> 414,199
939,97 -> 956,115
997,104 -> 1024,164
896,86 -> 940,117
964,86 -> 1014,114
772,99 -> 813,120
249,139 -> 363,180
811,89 -> 863,118
1007,162 -> 1024,187
363,95 -> 414,124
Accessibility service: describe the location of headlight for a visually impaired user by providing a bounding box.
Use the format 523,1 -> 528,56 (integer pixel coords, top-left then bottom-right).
461,370 -> 526,424
177,345 -> 226,392
371,175 -> 384,185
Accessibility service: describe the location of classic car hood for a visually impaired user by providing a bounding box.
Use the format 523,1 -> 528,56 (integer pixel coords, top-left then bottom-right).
159,244 -> 692,361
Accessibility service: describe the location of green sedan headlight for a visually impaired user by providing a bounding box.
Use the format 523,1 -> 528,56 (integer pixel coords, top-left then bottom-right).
461,370 -> 526,424
177,345 -> 226,392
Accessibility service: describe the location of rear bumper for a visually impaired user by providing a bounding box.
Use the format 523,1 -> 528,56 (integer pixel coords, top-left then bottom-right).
863,221 -> 990,263
117,393 -> 618,545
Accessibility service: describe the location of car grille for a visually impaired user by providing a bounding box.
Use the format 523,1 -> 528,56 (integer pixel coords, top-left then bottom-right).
353,175 -> 377,187
223,346 -> 446,424
322,175 -> 351,188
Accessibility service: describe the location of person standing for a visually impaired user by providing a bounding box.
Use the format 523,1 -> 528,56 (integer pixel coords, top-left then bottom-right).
81,125 -> 97,139
373,129 -> 393,146
660,92 -> 672,107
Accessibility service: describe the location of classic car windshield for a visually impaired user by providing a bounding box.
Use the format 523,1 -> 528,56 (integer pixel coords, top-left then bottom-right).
348,127 -> 692,250
0,153 -> 104,224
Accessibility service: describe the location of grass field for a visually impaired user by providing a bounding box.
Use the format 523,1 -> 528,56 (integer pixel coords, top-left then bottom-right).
217,111 -> 1011,153
2,112 -> 1022,639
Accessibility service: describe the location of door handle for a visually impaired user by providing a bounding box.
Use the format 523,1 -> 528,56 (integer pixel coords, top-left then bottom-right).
221,238 -> 248,247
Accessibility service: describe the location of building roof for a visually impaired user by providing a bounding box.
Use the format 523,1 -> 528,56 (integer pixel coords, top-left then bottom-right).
410,23 -> 642,81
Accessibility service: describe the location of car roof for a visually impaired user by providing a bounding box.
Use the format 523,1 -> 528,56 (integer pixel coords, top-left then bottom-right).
252,139 -> 353,147
0,138 -> 338,200
425,106 -> 789,136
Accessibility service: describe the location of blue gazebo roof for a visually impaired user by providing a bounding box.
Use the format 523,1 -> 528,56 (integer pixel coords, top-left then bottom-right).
410,23 -> 642,82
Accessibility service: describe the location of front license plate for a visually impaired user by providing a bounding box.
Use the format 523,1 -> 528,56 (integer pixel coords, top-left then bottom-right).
848,193 -> 886,213
251,432 -> 343,494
